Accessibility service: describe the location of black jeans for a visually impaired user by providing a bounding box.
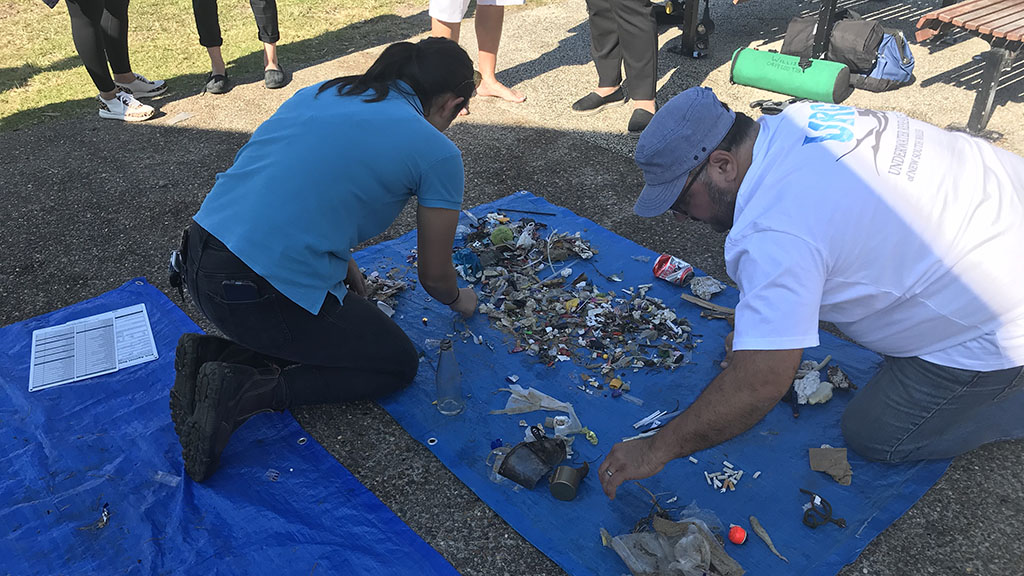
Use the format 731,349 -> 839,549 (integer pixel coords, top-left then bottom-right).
66,0 -> 131,93
184,221 -> 419,406
585,0 -> 657,100
192,0 -> 280,48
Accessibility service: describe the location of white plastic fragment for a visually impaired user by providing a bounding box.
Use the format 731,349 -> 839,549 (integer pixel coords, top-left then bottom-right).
666,496 -> 678,504
688,456 -> 699,464
753,471 -> 762,479
376,301 -> 395,318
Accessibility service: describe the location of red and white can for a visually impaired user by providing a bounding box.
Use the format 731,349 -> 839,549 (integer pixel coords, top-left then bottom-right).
653,253 -> 694,286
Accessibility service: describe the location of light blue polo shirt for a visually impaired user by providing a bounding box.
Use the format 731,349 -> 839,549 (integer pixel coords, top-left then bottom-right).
194,81 -> 464,314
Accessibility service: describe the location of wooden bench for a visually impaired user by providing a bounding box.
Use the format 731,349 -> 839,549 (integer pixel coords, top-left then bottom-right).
917,0 -> 1024,135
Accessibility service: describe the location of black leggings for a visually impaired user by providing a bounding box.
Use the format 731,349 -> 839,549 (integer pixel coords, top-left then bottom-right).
66,0 -> 131,93
192,0 -> 280,48
183,221 -> 419,406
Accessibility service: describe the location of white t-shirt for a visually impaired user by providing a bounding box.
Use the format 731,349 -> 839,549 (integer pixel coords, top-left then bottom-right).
726,102 -> 1024,371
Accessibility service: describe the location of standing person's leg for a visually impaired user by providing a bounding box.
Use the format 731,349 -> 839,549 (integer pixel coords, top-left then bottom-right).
473,3 -> 525,103
608,0 -> 656,132
66,0 -> 154,120
430,0 -> 469,113
572,0 -> 627,114
66,0 -> 117,98
102,0 -> 166,97
192,0 -> 231,93
841,356 -> 1024,462
250,0 -> 288,88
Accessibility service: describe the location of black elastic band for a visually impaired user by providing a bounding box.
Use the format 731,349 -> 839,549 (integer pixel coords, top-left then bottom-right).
442,289 -> 461,306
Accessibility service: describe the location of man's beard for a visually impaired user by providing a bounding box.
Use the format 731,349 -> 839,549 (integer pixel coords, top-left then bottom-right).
704,177 -> 737,233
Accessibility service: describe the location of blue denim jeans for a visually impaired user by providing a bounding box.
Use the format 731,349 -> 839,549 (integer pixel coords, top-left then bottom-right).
184,221 -> 418,406
841,355 -> 1024,462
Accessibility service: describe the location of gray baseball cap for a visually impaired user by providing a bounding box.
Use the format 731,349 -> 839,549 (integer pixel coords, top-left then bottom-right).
633,87 -> 736,218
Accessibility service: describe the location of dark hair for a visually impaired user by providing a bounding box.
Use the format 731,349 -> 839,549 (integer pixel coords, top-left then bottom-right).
317,37 -> 474,115
716,112 -> 757,152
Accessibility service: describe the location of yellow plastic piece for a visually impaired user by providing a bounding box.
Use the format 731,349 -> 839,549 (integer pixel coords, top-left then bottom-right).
565,298 -> 580,312
609,378 -> 623,390
581,427 -> 599,445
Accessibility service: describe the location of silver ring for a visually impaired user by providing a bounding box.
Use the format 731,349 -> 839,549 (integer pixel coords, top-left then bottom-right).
606,469 -> 614,477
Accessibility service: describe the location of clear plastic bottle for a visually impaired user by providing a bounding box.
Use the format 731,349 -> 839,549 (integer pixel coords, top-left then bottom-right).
435,339 -> 464,415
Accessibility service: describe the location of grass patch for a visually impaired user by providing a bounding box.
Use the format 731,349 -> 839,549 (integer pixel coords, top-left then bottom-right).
0,0 -> 550,131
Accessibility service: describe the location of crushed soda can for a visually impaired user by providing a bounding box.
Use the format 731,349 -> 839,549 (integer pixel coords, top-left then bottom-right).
653,254 -> 694,286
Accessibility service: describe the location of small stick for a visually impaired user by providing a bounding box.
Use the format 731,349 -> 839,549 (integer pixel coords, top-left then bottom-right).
494,208 -> 557,216
680,293 -> 735,315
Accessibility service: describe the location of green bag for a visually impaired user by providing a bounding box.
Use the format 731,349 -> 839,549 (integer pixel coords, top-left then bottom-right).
730,48 -> 853,104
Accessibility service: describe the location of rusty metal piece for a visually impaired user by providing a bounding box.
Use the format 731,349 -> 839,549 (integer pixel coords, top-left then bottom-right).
549,461 -> 590,501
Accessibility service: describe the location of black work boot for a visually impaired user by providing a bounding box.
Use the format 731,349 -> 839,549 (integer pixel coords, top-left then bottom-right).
182,361 -> 289,482
170,333 -> 234,439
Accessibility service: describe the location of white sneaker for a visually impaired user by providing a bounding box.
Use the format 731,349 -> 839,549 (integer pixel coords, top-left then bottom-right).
97,91 -> 155,122
114,73 -> 166,98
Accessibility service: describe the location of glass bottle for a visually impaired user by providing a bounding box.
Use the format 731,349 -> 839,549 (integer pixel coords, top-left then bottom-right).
435,339 -> 464,416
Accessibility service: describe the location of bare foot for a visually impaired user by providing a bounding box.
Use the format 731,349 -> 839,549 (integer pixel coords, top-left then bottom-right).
476,79 -> 526,103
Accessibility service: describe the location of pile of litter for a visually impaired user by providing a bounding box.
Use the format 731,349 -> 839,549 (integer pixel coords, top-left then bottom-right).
459,214 -> 693,374
363,268 -> 412,309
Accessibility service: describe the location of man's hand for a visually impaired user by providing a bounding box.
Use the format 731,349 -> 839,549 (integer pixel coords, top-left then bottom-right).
597,436 -> 669,500
721,331 -> 734,368
345,258 -> 367,297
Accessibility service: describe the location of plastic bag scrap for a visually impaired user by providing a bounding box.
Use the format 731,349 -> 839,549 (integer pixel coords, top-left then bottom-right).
601,516 -> 744,576
491,384 -> 583,435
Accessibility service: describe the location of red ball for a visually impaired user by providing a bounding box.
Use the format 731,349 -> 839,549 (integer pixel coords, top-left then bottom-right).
728,525 -> 747,545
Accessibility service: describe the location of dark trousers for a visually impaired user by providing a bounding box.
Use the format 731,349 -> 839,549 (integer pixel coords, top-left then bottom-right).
842,356 -> 1024,462
184,221 -> 419,406
585,0 -> 657,101
192,0 -> 280,48
66,0 -> 131,93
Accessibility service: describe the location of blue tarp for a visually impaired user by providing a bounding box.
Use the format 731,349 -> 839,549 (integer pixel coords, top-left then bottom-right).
365,192 -> 951,575
0,279 -> 457,576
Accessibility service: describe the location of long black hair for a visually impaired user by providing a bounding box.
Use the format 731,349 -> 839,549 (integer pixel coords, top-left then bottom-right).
317,37 -> 475,116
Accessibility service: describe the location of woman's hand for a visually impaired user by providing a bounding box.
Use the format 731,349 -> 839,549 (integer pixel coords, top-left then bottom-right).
449,287 -> 477,318
345,258 -> 367,297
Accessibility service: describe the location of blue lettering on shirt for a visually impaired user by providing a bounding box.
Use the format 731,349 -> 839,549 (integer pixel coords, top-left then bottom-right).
802,103 -> 856,145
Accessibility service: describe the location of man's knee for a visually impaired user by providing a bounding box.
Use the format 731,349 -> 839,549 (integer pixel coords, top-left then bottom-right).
841,401 -> 895,462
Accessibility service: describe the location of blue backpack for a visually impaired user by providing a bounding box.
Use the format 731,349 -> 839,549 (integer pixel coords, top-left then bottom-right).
851,29 -> 915,92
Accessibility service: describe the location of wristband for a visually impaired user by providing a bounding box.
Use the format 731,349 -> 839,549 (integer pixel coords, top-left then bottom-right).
443,289 -> 461,306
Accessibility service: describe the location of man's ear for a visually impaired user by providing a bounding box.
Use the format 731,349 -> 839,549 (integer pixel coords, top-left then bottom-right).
707,149 -> 739,185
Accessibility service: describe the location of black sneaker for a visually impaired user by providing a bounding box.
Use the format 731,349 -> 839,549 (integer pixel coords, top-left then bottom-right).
571,87 -> 626,115
264,68 -> 288,90
628,108 -> 655,134
204,73 -> 230,94
182,362 -> 286,482
170,333 -> 233,440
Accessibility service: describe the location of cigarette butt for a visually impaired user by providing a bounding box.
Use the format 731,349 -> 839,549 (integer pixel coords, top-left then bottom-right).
753,471 -> 762,479
689,456 -> 699,464
704,471 -> 712,485
723,461 -> 734,468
